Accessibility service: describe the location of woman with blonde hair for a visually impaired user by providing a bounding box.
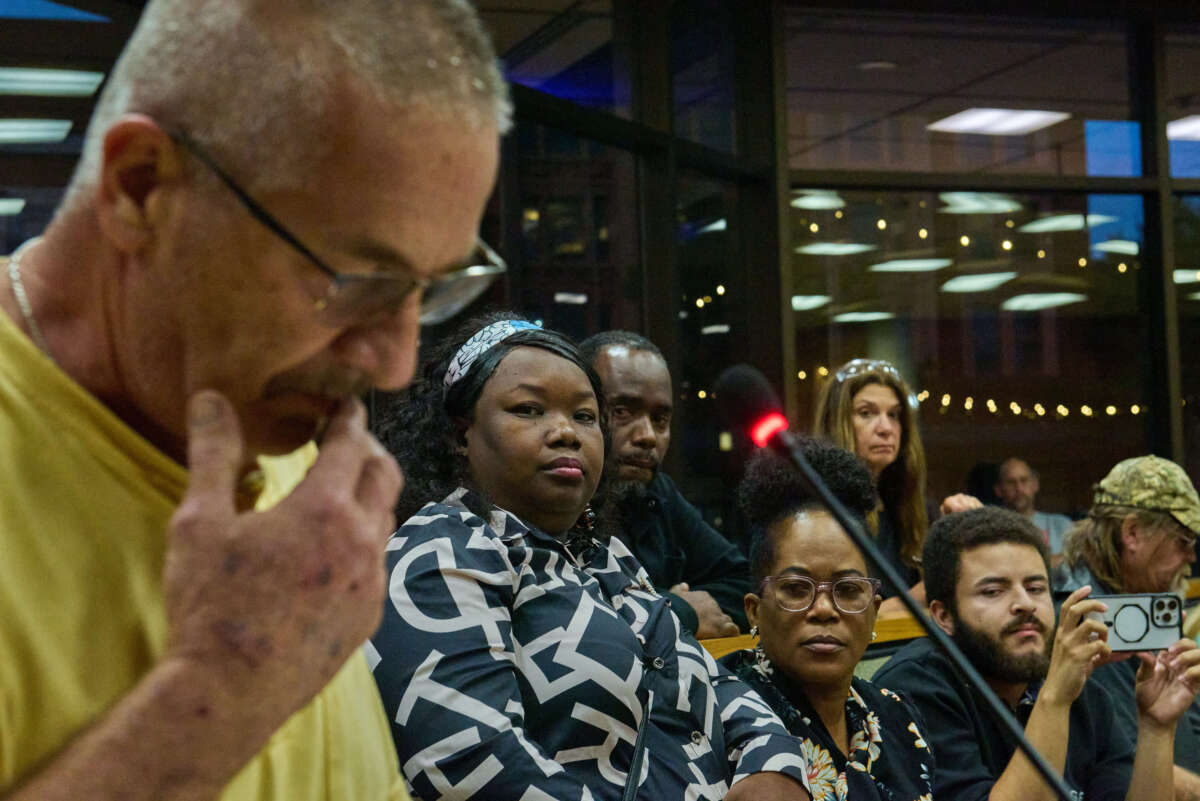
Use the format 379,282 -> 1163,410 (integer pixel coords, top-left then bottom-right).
814,359 -> 977,604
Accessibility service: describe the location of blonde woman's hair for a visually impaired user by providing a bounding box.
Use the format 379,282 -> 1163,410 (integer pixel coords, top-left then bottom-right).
814,360 -> 928,568
1062,505 -> 1182,594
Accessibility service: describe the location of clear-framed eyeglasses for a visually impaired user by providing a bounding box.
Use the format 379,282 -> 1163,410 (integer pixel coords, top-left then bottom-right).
759,574 -> 882,614
834,358 -> 902,383
170,129 -> 505,328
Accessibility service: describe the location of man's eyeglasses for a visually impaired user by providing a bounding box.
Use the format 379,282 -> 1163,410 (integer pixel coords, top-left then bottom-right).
170,130 -> 505,327
834,358 -> 902,383
759,575 -> 882,614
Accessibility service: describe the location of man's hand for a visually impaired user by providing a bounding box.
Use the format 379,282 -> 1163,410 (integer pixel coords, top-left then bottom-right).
163,390 -> 402,734
725,771 -> 811,801
939,493 -> 983,516
1041,586 -> 1124,707
669,583 -> 739,638
1136,639 -> 1200,728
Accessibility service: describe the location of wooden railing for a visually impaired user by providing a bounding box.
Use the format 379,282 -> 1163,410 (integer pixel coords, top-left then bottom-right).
701,577 -> 1200,659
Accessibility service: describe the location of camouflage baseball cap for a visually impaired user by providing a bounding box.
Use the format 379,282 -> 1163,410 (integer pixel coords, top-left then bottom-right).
1093,455 -> 1200,535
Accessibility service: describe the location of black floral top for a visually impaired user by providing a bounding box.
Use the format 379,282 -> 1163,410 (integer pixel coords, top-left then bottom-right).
721,649 -> 935,801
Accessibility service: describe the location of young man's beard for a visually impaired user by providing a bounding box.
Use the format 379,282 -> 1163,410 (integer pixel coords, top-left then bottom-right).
950,612 -> 1054,685
611,477 -> 651,505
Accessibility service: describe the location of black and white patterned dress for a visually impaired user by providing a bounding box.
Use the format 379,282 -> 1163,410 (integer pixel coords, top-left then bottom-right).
370,488 -> 811,801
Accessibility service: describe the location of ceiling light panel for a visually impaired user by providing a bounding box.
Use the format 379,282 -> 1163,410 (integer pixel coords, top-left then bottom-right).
869,258 -> 953,273
940,272 -> 1017,293
0,118 -> 72,143
1001,293 -> 1086,311
0,67 -> 103,96
1093,239 -> 1139,255
791,294 -> 832,311
937,191 -> 1022,215
794,242 -> 877,256
927,108 -> 1070,136
1167,116 -> 1200,141
790,190 -> 845,210
1016,214 -> 1116,234
833,311 -> 895,322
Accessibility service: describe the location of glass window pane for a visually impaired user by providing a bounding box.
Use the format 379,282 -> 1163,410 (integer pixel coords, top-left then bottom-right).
2,186 -> 61,256
479,1 -> 632,119
510,124 -> 642,340
786,11 -> 1137,177
1167,28 -> 1200,178
789,189 -> 1149,513
1175,196 -> 1200,481
671,0 -> 738,153
673,172 -> 742,527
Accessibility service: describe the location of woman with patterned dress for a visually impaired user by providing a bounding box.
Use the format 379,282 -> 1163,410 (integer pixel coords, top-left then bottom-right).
721,435 -> 936,801
369,313 -> 812,801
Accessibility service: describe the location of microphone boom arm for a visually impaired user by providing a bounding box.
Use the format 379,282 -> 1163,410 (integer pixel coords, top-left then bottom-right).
764,427 -> 1077,801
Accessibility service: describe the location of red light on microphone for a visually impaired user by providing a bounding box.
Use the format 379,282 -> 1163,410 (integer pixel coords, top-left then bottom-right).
750,412 -> 788,447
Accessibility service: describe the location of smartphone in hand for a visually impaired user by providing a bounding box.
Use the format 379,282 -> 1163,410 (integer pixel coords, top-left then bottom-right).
1086,593 -> 1183,652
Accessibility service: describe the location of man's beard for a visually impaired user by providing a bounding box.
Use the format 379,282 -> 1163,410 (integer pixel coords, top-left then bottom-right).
950,612 -> 1053,685
611,478 -> 650,505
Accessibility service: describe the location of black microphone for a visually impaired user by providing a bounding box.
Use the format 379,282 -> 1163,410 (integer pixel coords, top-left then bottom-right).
717,363 -> 1076,801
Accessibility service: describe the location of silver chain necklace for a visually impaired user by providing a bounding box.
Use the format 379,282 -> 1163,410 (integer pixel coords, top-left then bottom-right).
6,237 -> 52,355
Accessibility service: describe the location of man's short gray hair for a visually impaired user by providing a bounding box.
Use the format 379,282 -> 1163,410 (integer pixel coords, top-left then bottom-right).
65,0 -> 510,204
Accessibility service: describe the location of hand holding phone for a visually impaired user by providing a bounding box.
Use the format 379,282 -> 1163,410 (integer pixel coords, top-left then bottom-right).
1085,593 -> 1183,652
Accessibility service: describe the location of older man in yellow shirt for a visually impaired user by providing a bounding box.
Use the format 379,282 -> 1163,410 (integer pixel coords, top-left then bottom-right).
0,1 -> 509,798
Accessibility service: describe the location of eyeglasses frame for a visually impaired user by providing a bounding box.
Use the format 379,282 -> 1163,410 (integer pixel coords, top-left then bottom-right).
168,129 -> 506,324
758,574 -> 883,615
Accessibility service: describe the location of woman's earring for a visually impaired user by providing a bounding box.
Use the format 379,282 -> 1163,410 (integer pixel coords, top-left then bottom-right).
749,625 -> 759,638
871,630 -> 878,641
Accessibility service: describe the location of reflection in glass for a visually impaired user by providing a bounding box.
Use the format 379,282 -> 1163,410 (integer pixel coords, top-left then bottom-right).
1175,197 -> 1200,481
675,172 -> 742,538
512,124 -> 642,341
671,0 -> 737,153
1167,30 -> 1200,177
478,1 -> 631,118
789,189 -> 1149,513
785,11 -> 1137,176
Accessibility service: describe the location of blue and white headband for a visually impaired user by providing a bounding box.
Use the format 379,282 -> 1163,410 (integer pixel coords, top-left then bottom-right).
443,319 -> 540,389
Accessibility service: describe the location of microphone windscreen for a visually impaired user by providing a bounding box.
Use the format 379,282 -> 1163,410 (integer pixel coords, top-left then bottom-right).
713,364 -> 783,433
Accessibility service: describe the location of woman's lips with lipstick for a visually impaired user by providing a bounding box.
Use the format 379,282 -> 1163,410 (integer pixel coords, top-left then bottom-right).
800,634 -> 846,654
543,457 -> 584,479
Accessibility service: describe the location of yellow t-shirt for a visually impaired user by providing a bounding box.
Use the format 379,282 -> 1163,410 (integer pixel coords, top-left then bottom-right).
0,310 -> 407,800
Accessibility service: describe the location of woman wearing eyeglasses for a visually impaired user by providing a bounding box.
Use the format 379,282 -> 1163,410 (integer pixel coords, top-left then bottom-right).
370,313 -> 812,801
814,358 -> 978,608
721,437 -> 935,801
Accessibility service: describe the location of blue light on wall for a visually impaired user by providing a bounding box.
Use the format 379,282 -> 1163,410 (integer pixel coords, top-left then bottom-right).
1085,120 -> 1142,178
0,0 -> 107,21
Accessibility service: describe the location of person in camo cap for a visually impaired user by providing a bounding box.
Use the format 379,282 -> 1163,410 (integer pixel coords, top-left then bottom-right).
1055,455 -> 1200,598
1053,454 -> 1200,800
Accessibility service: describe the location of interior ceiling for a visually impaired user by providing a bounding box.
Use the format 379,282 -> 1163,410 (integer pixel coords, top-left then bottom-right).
3,1 -> 1200,189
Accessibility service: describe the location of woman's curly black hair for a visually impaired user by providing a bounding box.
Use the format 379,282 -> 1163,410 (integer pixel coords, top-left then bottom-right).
376,310 -> 612,527
739,435 -> 877,585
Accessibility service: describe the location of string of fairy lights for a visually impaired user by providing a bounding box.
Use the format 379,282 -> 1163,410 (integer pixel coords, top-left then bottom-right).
687,366 -> 1182,422
789,367 -> 1173,421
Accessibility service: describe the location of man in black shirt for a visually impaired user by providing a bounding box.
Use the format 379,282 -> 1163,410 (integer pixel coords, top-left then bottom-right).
875,506 -> 1200,801
581,331 -> 747,638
